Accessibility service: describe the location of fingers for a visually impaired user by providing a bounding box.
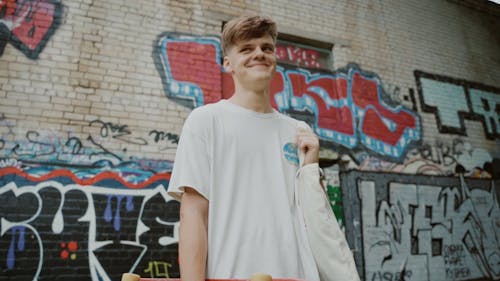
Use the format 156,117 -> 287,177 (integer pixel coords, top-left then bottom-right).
296,128 -> 319,150
296,127 -> 320,165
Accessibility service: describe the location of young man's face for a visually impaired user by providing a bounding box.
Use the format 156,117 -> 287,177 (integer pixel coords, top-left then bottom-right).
223,34 -> 277,88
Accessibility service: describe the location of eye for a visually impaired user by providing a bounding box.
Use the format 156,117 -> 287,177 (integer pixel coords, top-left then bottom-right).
262,46 -> 275,52
239,47 -> 251,53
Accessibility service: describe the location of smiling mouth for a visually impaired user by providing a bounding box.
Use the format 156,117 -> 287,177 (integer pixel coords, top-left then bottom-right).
247,63 -> 271,67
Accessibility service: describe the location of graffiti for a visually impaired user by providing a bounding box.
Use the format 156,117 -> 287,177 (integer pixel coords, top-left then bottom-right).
275,43 -> 327,69
0,115 -> 15,152
0,157 -> 19,168
143,260 -> 172,278
382,83 -> 401,104
60,241 -> 78,260
8,129 -> 124,165
341,171 -> 500,281
283,68 -> 419,159
0,0 -> 63,59
414,141 -> 459,167
353,138 -> 494,178
0,167 -> 180,280
89,120 -> 148,146
148,130 -> 179,152
324,167 -> 344,229
369,270 -> 413,281
416,71 -> 500,139
405,139 -> 493,177
156,33 -> 421,160
156,34 -> 224,107
0,117 -> 178,169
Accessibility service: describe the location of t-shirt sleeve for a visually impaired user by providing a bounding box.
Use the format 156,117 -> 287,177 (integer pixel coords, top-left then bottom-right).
296,120 -> 312,132
167,110 -> 211,201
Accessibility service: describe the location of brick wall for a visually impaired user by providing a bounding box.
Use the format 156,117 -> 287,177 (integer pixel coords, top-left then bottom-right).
0,0 -> 499,280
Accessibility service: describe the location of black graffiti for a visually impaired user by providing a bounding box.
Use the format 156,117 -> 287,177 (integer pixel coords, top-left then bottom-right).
443,244 -> 466,266
149,130 -> 179,144
85,135 -> 123,162
0,226 -> 40,280
11,131 -> 55,157
148,130 -> 179,151
9,130 -> 122,163
446,267 -> 470,279
34,187 -> 91,280
137,193 -> 180,278
369,270 -> 412,281
1,118 -> 180,168
68,136 -> 121,162
412,141 -> 458,167
0,185 -> 181,280
89,120 -> 147,145
93,194 -> 142,242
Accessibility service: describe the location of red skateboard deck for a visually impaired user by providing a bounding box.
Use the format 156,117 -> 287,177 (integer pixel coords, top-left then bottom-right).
140,279 -> 306,281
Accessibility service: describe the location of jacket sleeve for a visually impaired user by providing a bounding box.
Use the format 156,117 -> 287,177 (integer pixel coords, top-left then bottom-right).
297,163 -> 360,281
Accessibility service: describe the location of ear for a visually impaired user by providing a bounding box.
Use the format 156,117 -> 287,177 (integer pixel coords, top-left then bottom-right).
223,56 -> 232,73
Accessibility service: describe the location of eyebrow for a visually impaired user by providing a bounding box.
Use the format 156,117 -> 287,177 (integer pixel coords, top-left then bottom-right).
261,43 -> 275,48
238,42 -> 275,49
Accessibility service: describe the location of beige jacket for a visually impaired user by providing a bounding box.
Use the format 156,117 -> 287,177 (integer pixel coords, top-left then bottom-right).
296,163 -> 360,281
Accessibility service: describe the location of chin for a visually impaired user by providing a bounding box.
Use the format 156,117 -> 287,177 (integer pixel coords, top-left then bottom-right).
252,75 -> 273,83
251,70 -> 275,80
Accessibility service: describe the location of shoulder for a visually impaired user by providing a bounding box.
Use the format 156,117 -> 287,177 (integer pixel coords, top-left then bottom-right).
184,104 -> 216,124
276,112 -> 311,130
183,102 -> 220,129
188,102 -> 220,118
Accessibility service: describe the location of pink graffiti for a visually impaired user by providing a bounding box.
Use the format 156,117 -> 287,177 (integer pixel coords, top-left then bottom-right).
276,45 -> 323,69
0,0 -> 59,57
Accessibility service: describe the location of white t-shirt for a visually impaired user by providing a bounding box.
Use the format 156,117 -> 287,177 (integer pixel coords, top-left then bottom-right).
168,99 -> 320,281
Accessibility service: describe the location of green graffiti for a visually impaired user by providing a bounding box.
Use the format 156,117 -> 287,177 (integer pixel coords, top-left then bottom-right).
326,184 -> 344,228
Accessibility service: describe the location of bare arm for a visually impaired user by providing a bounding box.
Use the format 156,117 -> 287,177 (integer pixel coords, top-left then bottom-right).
179,187 -> 209,281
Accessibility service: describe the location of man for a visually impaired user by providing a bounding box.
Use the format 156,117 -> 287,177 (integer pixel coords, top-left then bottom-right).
168,15 -> 323,281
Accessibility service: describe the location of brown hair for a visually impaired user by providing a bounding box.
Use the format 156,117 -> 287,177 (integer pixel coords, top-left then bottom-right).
221,15 -> 277,55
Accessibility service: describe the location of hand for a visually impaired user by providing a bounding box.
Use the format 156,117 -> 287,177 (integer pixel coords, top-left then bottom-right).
296,128 -> 320,166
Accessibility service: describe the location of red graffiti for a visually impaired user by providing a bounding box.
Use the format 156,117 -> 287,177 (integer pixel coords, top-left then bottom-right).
60,241 -> 78,260
0,0 -> 60,58
0,167 -> 171,189
159,36 -> 420,156
287,73 -> 354,135
166,41 -> 222,104
350,73 -> 416,145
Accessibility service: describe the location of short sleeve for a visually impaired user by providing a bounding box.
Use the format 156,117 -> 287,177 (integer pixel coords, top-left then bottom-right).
296,120 -> 312,131
167,110 -> 211,201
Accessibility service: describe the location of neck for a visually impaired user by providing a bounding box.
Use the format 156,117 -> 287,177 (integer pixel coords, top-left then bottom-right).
228,86 -> 273,113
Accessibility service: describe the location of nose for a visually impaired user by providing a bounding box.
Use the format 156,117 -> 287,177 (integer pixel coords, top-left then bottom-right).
254,46 -> 265,58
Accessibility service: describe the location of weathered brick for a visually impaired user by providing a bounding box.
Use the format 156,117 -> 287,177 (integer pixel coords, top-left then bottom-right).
0,2 -> 499,280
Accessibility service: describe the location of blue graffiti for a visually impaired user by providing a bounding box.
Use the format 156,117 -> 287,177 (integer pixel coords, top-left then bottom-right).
7,226 -> 26,269
104,195 -> 135,231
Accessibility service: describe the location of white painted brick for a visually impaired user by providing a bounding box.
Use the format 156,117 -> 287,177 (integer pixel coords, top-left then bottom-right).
64,112 -> 85,120
0,0 -> 497,181
20,107 -> 43,116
